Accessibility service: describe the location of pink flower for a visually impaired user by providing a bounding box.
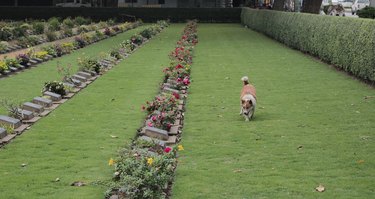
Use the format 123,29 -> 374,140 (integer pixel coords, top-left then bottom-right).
151,116 -> 157,121
164,147 -> 172,153
147,122 -> 153,127
177,78 -> 182,82
183,78 -> 190,85
166,123 -> 172,130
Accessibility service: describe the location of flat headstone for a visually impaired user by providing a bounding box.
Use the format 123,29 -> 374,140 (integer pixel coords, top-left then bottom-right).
0,115 -> 21,128
71,79 -> 82,86
163,87 -> 180,94
23,102 -> 44,113
77,71 -> 91,79
0,127 -> 7,139
19,109 -> 34,120
83,69 -> 97,76
32,97 -> 52,107
17,64 -> 25,69
1,70 -> 11,75
169,125 -> 179,135
165,136 -> 178,145
34,58 -> 44,63
100,62 -> 110,68
138,136 -> 166,147
29,59 -> 38,65
72,74 -> 87,82
46,54 -> 54,59
8,66 -> 18,72
63,82 -> 75,88
144,126 -> 169,141
43,91 -> 62,101
167,79 -> 177,85
8,46 -> 17,51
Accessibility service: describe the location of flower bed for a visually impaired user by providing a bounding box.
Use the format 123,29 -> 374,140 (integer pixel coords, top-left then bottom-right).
105,20 -> 198,199
0,21 -> 169,148
0,20 -> 143,78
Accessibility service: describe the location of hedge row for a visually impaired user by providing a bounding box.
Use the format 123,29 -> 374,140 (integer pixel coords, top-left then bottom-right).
241,8 -> 375,82
0,7 -> 241,23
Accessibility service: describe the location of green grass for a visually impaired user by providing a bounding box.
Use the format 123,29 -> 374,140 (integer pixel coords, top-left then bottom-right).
0,24 -> 184,198
172,24 -> 375,198
0,25 -> 149,115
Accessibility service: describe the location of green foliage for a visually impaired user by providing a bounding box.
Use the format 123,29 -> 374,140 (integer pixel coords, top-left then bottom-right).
357,6 -> 375,19
0,41 -> 9,52
74,16 -> 91,25
77,54 -> 101,74
241,8 -> 375,82
48,17 -> 61,31
45,30 -> 57,42
62,17 -> 75,28
42,81 -> 66,96
32,22 -> 45,34
0,26 -> 13,41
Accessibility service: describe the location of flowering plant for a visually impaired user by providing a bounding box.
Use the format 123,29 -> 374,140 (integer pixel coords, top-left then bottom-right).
42,81 -> 66,96
103,27 -> 111,36
0,61 -> 8,72
35,51 -> 49,59
142,93 -> 179,115
16,53 -> 30,65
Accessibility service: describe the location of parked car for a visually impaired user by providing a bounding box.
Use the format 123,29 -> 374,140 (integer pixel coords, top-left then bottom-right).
56,0 -> 91,7
352,0 -> 370,14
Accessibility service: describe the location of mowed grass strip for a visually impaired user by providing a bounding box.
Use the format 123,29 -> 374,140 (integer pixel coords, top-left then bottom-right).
0,24 -> 184,198
0,25 -> 148,115
172,24 -> 375,198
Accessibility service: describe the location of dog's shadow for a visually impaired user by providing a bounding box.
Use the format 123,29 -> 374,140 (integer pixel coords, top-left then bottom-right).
235,112 -> 269,122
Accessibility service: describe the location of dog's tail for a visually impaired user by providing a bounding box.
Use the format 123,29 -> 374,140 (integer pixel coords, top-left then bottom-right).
241,76 -> 249,85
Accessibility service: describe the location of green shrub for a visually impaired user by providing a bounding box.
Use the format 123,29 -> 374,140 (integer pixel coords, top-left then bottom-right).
32,22 -> 45,34
0,26 -> 13,41
0,41 -> 9,52
241,8 -> 375,82
12,26 -> 28,38
43,81 -> 66,96
357,6 -> 375,19
63,17 -> 75,28
45,30 -> 57,41
74,16 -> 91,25
48,17 -> 60,31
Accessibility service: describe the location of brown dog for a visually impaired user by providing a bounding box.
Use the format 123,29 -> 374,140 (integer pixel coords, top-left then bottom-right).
240,76 -> 256,121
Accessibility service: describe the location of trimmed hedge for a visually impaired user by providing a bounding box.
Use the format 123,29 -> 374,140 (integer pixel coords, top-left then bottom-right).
241,8 -> 375,82
0,7 -> 241,23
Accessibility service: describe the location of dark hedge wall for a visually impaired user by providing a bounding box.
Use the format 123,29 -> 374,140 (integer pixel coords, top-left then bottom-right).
0,7 -> 241,23
241,8 -> 375,82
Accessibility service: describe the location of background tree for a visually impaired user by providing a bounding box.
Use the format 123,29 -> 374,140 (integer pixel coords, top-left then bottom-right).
273,0 -> 285,11
301,0 -> 323,14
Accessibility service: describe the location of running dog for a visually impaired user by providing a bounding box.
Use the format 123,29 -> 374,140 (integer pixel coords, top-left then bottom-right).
240,76 -> 257,121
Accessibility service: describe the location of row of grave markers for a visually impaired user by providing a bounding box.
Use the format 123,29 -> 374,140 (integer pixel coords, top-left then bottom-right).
0,21 -> 142,79
0,25 -> 163,148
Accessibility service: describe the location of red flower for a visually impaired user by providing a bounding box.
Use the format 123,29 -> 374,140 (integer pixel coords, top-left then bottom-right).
164,147 -> 172,153
172,92 -> 180,99
151,115 -> 157,121
167,123 -> 172,130
147,122 -> 153,127
175,64 -> 184,69
183,78 -> 190,85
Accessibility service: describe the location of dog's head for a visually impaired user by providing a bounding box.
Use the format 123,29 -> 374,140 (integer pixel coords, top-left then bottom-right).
241,99 -> 253,115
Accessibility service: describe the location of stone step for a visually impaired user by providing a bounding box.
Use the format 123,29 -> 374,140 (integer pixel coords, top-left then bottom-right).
32,97 -> 53,107
23,102 -> 44,113
0,115 -> 22,129
144,126 -> 169,141
43,91 -> 62,101
0,127 -> 7,139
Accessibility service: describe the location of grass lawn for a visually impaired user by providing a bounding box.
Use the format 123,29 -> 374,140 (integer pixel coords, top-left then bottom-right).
0,24 -> 149,115
172,24 -> 375,198
0,24 -> 184,198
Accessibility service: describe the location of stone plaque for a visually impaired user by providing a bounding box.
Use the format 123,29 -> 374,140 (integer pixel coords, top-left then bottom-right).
23,102 -> 44,113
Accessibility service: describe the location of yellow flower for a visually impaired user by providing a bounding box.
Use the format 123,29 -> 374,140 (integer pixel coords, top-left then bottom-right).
147,157 -> 154,166
178,145 -> 184,151
108,158 -> 115,166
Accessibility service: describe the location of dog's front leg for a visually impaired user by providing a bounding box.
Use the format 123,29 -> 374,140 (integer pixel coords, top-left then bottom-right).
239,106 -> 243,115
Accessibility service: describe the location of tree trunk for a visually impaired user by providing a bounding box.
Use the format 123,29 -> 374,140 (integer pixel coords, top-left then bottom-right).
273,0 -> 285,11
301,0 -> 322,14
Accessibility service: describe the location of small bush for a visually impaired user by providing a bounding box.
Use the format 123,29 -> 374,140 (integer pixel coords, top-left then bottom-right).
74,16 -> 91,25
48,17 -> 60,31
43,81 -> 66,96
32,22 -> 45,34
45,30 -> 57,41
62,27 -> 73,37
63,17 -> 75,28
0,41 -> 9,52
357,6 -> 375,19
0,26 -> 13,41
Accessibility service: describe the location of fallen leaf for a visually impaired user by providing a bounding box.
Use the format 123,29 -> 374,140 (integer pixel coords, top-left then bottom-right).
71,181 -> 86,186
233,169 -> 242,173
315,184 -> 325,192
55,178 -> 60,182
110,135 -> 118,138
21,163 -> 27,167
297,145 -> 303,150
225,77 -> 230,80
217,115 -> 223,118
357,160 -> 365,164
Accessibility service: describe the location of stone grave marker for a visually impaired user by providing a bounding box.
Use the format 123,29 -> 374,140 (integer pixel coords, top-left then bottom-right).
0,115 -> 21,129
163,87 -> 180,94
32,97 -> 52,107
138,136 -> 166,147
77,71 -> 92,79
23,102 -> 44,113
0,127 -> 7,139
72,74 -> 87,82
144,126 -> 169,141
43,91 -> 62,101
19,109 -> 34,120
